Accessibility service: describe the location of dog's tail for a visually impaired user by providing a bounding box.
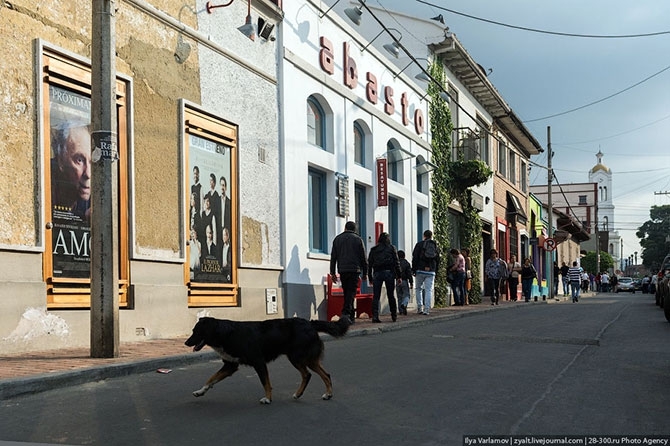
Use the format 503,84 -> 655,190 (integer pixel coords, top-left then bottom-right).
310,318 -> 351,338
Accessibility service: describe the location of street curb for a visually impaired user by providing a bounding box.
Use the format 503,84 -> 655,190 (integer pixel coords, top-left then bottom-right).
0,301 -> 547,400
0,350 -> 218,401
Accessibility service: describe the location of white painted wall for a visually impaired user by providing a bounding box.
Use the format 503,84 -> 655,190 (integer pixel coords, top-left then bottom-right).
280,0 -> 433,302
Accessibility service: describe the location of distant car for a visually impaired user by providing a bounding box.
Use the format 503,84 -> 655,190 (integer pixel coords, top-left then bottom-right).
632,279 -> 642,292
616,277 -> 636,293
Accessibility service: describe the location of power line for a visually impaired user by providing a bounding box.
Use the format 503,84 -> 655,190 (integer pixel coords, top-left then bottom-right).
524,63 -> 670,122
553,113 -> 670,145
415,0 -> 670,39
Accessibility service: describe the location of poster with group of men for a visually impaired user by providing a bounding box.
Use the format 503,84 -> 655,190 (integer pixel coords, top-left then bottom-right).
188,134 -> 233,284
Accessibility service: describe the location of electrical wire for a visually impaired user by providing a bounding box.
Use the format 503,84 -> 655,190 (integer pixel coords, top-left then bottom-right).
524,64 -> 670,123
553,112 -> 670,145
415,0 -> 670,39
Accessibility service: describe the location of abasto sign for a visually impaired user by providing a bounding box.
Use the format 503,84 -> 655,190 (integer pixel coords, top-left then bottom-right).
318,37 -> 425,136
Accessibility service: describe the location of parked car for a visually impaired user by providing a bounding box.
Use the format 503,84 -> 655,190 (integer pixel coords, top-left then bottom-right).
656,254 -> 670,307
632,279 -> 642,292
616,277 -> 636,293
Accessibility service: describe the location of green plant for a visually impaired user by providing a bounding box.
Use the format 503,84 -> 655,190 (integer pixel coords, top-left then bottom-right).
427,61 -> 452,307
427,62 -> 492,306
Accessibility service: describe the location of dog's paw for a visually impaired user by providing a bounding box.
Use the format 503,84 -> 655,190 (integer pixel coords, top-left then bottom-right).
192,386 -> 209,397
259,397 -> 272,405
321,393 -> 333,400
292,392 -> 302,400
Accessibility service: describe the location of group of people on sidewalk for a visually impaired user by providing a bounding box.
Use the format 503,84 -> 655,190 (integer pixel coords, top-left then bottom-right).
329,222 -> 445,324
484,250 -> 538,304
329,221 -> 614,323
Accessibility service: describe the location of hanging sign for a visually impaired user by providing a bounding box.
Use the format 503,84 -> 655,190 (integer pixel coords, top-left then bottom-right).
376,158 -> 388,207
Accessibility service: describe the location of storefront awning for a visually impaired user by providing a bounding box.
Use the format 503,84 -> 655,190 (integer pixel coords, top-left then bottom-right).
506,191 -> 527,225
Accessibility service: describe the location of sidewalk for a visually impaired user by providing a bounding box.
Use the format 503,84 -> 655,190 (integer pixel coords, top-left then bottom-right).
0,298 -> 555,400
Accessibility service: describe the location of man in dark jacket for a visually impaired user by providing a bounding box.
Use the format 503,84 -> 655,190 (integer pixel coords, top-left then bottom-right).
330,221 -> 368,324
367,232 -> 401,323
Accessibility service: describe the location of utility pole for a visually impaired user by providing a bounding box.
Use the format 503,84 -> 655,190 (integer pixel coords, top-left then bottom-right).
90,0 -> 119,358
547,127 -> 554,301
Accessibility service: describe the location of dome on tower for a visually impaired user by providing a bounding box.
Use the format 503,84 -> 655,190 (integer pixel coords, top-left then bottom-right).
590,150 -> 611,173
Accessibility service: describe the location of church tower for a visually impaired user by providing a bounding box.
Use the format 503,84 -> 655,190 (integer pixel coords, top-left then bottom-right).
588,151 -> 621,270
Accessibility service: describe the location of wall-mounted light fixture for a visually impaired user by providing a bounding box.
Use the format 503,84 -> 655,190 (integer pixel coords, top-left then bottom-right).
361,27 -> 402,58
320,0 -> 365,26
419,90 -> 450,104
205,0 -> 234,14
393,57 -> 430,81
205,0 -> 255,41
174,4 -> 197,64
344,0 -> 365,26
385,145 -> 415,162
415,160 -> 437,174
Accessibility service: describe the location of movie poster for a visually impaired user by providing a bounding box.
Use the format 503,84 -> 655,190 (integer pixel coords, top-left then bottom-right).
49,86 -> 92,279
188,134 -> 233,284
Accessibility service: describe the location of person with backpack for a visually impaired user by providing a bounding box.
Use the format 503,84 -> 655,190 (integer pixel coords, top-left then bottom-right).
484,249 -> 505,305
396,250 -> 413,315
367,232 -> 401,323
411,230 -> 440,315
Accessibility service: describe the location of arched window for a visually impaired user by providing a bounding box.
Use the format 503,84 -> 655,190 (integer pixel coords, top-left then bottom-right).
353,122 -> 364,166
602,216 -> 609,231
307,96 -> 325,149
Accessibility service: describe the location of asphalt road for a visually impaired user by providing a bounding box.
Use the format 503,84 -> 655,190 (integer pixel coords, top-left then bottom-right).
1,294 -> 668,446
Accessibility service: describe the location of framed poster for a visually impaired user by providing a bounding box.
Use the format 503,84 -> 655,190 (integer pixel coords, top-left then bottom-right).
184,104 -> 238,306
41,47 -> 130,308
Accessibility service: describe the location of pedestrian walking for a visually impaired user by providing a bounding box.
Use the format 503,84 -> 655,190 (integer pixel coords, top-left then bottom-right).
329,221 -> 368,324
601,271 -> 610,293
461,248 -> 472,305
560,262 -> 570,296
484,249 -> 505,305
367,232 -> 401,323
507,254 -> 521,301
411,230 -> 440,315
397,250 -> 413,315
449,248 -> 467,306
568,261 -> 582,302
521,258 -> 537,302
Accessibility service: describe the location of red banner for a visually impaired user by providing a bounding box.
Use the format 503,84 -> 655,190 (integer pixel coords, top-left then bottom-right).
376,158 -> 388,207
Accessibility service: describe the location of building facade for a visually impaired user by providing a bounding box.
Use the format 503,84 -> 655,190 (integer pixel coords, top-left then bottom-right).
340,2 -> 542,298
279,0 -> 434,318
0,0 -> 284,354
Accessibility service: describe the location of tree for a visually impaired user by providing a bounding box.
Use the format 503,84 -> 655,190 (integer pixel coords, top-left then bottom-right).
581,251 -> 614,274
636,205 -> 670,271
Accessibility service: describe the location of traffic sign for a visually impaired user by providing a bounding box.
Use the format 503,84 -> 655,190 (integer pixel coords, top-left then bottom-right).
543,238 -> 557,251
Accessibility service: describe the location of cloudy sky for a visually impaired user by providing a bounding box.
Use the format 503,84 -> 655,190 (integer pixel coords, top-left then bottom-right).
367,0 -> 670,260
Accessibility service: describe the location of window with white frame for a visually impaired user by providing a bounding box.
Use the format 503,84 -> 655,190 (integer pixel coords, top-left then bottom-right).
477,117 -> 490,166
307,96 -> 325,150
353,122 -> 364,166
498,141 -> 507,177
520,161 -> 527,192
308,168 -> 328,253
508,150 -> 516,184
